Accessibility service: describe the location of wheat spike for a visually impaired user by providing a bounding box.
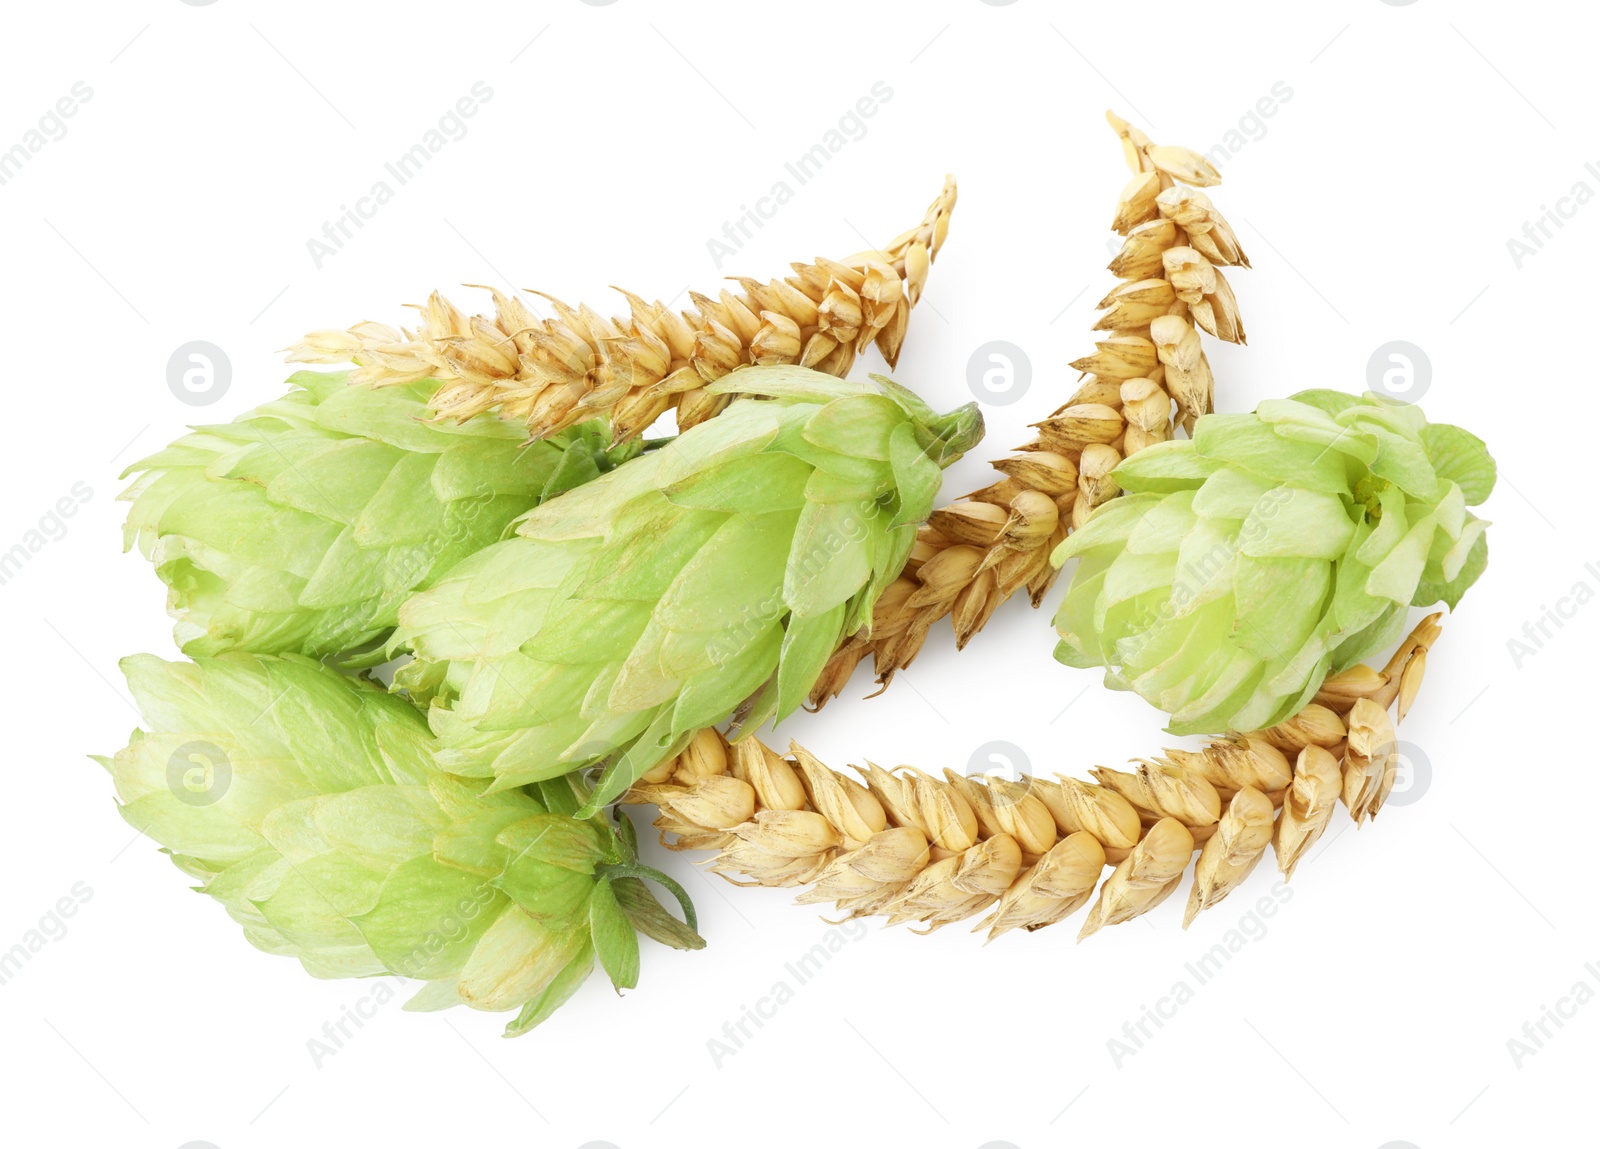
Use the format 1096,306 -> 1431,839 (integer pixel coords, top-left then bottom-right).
809,113 -> 1247,705
624,615 -> 1441,942
285,177 -> 957,443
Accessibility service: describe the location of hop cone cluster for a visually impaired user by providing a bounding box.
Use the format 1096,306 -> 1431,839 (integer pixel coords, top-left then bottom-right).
394,365 -> 983,812
122,371 -> 633,662
1051,390 -> 1495,734
97,655 -> 698,1034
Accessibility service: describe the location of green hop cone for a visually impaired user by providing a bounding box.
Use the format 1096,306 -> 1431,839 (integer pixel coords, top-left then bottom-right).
97,654 -> 699,1036
121,370 -> 637,663
1051,389 -> 1495,735
393,365 -> 983,813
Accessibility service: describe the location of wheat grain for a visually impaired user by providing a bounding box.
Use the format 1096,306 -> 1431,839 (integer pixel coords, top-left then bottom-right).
625,614 -> 1441,941
810,113 -> 1248,705
285,177 -> 956,443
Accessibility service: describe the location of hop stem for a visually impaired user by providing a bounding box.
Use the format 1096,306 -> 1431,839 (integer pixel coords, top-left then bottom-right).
624,615 -> 1440,942
809,114 -> 1248,705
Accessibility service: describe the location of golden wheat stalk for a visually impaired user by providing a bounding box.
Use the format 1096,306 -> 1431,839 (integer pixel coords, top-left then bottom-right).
626,614 -> 1439,941
809,114 -> 1246,705
285,177 -> 956,443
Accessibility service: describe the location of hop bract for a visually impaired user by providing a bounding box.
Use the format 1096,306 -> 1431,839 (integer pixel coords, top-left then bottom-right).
1051,390 -> 1495,735
97,654 -> 697,1035
393,365 -> 983,812
121,370 -> 632,662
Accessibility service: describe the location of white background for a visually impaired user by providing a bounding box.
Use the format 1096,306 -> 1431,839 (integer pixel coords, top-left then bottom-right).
0,1 -> 1593,1147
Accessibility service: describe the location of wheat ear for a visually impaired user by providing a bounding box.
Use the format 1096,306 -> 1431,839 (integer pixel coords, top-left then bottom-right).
626,614 -> 1439,941
284,177 -> 956,443
809,113 -> 1246,705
